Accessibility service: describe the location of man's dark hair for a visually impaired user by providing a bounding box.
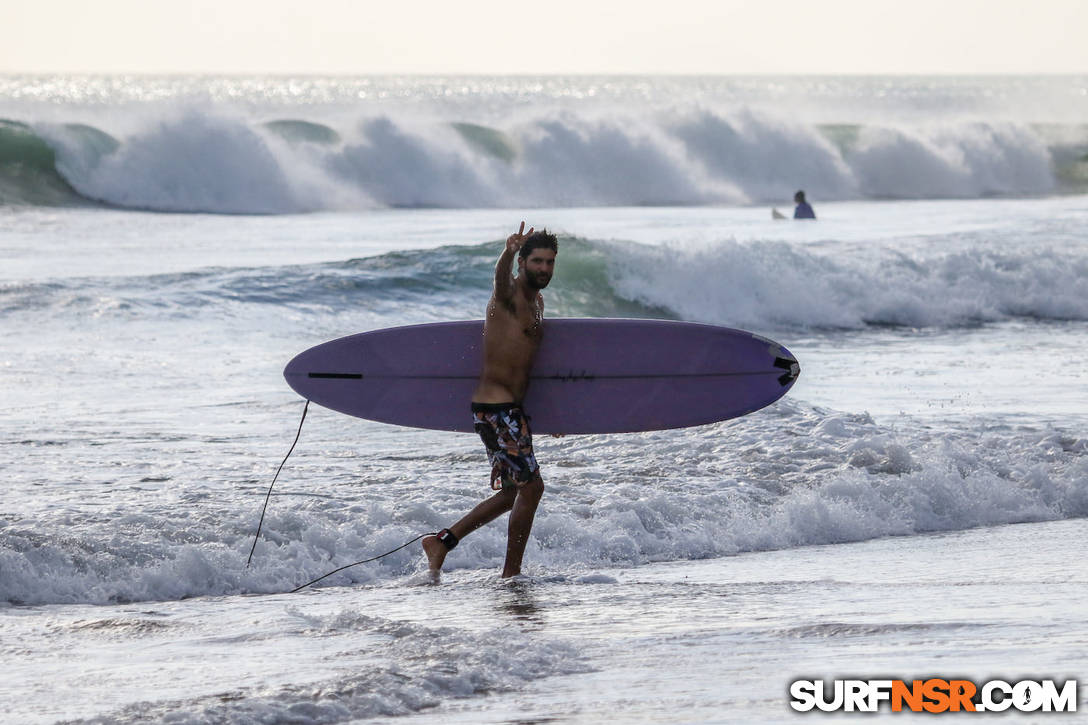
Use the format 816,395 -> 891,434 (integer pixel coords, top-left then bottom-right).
519,229 -> 558,259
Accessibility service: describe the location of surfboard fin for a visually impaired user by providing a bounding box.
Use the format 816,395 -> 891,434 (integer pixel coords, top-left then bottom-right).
773,356 -> 800,386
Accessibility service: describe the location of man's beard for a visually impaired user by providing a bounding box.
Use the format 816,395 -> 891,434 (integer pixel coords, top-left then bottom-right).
526,272 -> 551,290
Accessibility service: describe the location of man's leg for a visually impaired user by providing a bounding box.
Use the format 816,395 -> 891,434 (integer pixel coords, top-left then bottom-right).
502,473 -> 544,578
422,486 -> 517,573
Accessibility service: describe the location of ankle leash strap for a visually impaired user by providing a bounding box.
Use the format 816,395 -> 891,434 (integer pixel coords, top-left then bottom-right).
437,528 -> 459,550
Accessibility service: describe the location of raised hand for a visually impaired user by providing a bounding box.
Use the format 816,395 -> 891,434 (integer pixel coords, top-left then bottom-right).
506,221 -> 534,254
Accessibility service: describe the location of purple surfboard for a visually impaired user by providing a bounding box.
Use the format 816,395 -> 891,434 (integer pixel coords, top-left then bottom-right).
284,319 -> 799,434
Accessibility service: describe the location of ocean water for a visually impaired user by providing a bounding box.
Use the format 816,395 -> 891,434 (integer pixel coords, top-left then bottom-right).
2,76 -> 1087,722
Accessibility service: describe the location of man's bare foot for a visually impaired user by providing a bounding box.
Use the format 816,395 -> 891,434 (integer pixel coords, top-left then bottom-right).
422,534 -> 448,573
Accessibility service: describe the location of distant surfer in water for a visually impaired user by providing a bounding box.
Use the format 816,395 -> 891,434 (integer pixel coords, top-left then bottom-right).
793,190 -> 816,219
423,222 -> 558,579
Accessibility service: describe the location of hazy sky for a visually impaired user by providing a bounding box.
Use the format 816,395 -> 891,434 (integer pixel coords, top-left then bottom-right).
4,0 -> 1087,75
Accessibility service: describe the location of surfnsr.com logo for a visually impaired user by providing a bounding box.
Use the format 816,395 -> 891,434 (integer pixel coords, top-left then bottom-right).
789,678 -> 1079,713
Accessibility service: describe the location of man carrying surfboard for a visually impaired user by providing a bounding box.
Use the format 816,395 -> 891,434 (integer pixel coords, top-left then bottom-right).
423,222 -> 558,579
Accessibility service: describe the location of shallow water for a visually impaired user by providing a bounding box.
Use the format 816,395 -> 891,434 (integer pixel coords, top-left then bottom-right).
4,519 -> 1084,723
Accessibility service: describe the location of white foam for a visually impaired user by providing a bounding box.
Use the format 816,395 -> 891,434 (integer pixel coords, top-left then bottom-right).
2,401 -> 1084,606
33,108 -> 1068,213
329,117 -> 499,208
48,112 -> 334,214
510,115 -> 718,206
848,123 -> 1055,199
603,238 -> 1088,329
670,109 -> 858,203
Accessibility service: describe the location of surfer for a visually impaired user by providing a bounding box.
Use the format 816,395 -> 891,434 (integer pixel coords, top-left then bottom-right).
423,222 -> 558,579
793,190 -> 816,219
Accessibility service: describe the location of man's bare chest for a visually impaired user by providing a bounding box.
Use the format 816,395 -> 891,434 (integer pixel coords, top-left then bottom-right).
493,296 -> 543,341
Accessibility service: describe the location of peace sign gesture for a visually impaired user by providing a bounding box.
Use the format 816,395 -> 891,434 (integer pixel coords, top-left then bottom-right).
506,221 -> 535,254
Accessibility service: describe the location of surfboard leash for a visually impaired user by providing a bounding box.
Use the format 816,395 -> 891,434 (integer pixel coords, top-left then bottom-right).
246,399 -> 310,568
289,532 -> 438,593
245,399 -> 442,592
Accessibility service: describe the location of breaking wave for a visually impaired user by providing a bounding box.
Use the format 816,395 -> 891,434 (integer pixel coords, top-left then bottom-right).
1,399 -> 1084,606
3,109 -> 1086,213
3,236 -> 1085,330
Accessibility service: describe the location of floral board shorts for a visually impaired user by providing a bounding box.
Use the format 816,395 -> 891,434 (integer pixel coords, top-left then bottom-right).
471,402 -> 539,490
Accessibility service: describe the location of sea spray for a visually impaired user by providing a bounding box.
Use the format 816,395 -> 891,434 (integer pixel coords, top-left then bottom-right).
2,108 -> 1081,212
3,399 -> 1084,606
